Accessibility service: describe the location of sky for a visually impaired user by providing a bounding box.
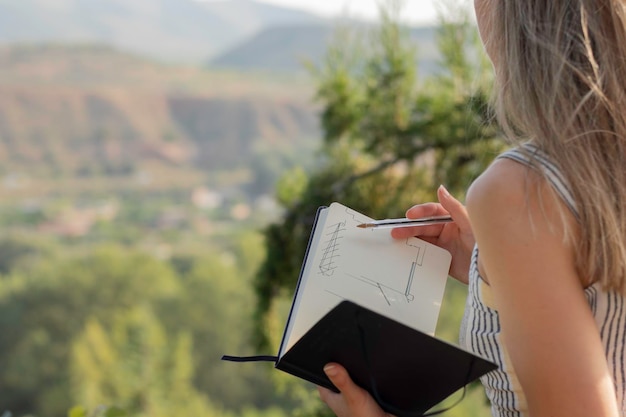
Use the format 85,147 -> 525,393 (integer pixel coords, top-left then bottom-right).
255,0 -> 473,25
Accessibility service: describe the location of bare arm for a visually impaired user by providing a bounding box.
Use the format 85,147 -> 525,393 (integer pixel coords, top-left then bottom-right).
466,159 -> 619,417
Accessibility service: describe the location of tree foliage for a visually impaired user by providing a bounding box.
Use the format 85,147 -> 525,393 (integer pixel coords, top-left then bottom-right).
0,238 -> 285,417
0,245 -> 180,415
254,1 -> 504,350
252,2 -> 505,415
71,306 -> 214,416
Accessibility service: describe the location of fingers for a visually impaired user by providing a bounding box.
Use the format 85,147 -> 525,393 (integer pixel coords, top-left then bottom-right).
391,186 -> 468,240
391,200 -> 447,240
391,202 -> 444,239
319,363 -> 387,417
405,202 -> 447,220
323,363 -> 365,405
391,222 -> 445,239
318,385 -> 340,411
402,185 -> 466,221
437,185 -> 470,228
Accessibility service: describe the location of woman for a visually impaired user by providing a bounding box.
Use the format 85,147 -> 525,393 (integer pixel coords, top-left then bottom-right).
318,0 -> 626,416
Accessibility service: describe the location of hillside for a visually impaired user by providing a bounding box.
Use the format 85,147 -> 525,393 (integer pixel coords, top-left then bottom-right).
0,45 -> 320,201
210,24 -> 442,76
0,0 -> 324,63
210,24 -> 335,73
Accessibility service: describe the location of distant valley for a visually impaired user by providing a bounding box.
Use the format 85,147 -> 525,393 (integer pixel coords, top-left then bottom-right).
0,45 -> 320,202
0,0 -> 443,205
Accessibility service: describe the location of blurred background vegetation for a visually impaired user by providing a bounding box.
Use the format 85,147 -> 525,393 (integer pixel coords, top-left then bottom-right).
0,0 -> 505,416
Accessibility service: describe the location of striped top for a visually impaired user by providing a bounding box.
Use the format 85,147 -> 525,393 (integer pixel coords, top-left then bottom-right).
459,144 -> 626,417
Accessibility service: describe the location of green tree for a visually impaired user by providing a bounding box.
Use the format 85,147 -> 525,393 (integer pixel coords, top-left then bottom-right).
0,236 -> 293,417
255,0 -> 501,347
159,235 -> 290,412
253,1 -> 503,415
0,234 -> 55,274
0,245 -> 180,416
71,307 -> 215,416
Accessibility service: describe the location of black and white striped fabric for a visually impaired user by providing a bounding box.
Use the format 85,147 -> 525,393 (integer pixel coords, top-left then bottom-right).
459,144 -> 626,416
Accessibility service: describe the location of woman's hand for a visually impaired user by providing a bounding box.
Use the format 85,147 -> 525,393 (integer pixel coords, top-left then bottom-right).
391,185 -> 474,284
318,363 -> 393,417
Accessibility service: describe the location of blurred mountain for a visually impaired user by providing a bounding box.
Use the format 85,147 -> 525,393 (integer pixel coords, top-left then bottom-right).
0,0 -> 443,202
0,0 -> 324,63
209,24 -> 441,75
210,24 -> 333,73
0,44 -> 320,199
0,0 -> 440,73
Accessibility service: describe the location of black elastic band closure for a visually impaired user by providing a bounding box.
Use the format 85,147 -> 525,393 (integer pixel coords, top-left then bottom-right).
221,355 -> 278,363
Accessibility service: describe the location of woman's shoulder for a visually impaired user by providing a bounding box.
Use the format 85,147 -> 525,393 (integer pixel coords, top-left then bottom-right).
466,153 -> 576,246
466,156 -> 535,218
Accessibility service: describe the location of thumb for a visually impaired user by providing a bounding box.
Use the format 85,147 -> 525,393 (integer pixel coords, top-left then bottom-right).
324,363 -> 358,393
321,363 -> 388,417
324,363 -> 354,393
437,185 -> 469,226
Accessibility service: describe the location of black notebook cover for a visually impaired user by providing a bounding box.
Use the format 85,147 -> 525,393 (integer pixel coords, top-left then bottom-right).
277,300 -> 497,416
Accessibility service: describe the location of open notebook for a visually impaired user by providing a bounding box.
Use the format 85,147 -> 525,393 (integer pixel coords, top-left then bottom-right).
223,202 -> 497,416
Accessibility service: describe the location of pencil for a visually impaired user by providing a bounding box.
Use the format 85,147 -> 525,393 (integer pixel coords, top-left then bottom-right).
357,215 -> 454,230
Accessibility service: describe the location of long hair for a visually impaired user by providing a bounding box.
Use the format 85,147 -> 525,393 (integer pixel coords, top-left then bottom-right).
490,0 -> 626,292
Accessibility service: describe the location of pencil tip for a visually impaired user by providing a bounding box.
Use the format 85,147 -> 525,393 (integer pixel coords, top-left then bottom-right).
356,224 -> 367,228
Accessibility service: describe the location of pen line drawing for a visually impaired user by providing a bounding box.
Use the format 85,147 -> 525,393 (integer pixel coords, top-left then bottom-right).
325,289 -> 344,300
343,207 -> 363,224
317,207 -> 431,307
377,282 -> 392,305
318,221 -> 345,276
405,239 -> 426,266
345,272 -> 412,306
404,241 -> 426,302
406,262 -> 417,302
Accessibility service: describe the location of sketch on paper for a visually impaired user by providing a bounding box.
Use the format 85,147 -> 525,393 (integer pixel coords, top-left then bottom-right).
314,203 -> 431,307
285,202 -> 451,346
338,239 -> 426,305
318,220 -> 346,276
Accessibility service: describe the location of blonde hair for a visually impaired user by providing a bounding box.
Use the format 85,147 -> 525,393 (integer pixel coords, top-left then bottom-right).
491,0 -> 626,292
